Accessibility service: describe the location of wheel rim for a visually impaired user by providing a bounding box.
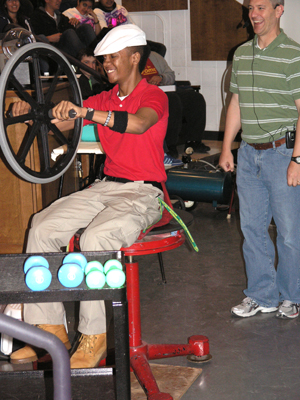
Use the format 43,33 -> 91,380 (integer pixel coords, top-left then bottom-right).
0,42 -> 82,184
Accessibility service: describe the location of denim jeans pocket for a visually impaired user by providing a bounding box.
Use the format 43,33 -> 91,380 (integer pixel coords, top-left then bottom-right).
276,144 -> 293,158
237,140 -> 248,167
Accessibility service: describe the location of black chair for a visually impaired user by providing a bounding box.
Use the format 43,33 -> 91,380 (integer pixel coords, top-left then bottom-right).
146,39 -> 166,58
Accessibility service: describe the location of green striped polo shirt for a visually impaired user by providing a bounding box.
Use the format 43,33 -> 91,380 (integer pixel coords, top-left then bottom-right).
230,30 -> 300,143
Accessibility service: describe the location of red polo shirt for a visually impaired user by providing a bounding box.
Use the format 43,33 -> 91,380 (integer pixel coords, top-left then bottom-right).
83,78 -> 168,182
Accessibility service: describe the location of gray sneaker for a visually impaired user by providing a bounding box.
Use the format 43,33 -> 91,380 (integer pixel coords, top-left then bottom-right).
276,300 -> 299,319
231,297 -> 278,318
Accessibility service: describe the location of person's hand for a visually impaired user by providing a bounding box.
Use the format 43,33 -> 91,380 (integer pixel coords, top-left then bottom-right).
51,101 -> 83,122
11,101 -> 30,117
88,10 -> 98,21
69,17 -> 79,27
287,161 -> 300,186
219,150 -> 235,172
11,101 -> 32,124
148,75 -> 163,86
47,33 -> 62,43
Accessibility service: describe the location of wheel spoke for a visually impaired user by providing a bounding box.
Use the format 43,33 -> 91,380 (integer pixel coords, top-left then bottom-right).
17,121 -> 40,164
39,122 -> 51,172
0,43 -> 82,183
9,75 -> 38,110
44,65 -> 63,105
31,53 -> 44,105
47,122 -> 69,146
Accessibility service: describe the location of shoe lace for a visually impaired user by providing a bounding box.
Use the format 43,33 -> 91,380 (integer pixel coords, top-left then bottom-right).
77,335 -> 97,354
243,297 -> 257,306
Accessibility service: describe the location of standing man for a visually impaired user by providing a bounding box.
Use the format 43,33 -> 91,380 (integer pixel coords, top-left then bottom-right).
10,24 -> 168,368
219,0 -> 300,319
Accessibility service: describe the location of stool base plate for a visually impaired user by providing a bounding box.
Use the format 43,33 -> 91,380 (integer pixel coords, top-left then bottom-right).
187,353 -> 212,363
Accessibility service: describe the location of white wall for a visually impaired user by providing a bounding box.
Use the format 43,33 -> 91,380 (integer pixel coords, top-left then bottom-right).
118,0 -> 300,132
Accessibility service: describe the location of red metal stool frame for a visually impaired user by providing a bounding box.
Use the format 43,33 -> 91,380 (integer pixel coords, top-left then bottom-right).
121,210 -> 210,400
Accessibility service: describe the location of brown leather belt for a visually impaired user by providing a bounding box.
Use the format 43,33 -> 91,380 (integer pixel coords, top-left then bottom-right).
247,137 -> 286,150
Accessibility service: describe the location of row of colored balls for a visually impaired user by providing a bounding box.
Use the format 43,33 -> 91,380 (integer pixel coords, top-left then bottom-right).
24,253 -> 126,291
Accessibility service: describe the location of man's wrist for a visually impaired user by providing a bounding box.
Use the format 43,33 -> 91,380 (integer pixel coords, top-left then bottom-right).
221,144 -> 233,153
291,155 -> 300,164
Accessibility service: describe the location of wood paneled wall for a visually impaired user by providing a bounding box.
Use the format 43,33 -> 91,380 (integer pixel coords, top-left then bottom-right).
122,0 -> 187,12
190,0 -> 252,61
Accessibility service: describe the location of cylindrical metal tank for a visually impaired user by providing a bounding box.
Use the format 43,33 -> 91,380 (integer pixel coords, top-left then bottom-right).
166,168 -> 233,205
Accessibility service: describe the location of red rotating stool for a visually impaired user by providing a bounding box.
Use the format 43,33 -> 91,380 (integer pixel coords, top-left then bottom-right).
121,209 -> 211,400
68,206 -> 211,399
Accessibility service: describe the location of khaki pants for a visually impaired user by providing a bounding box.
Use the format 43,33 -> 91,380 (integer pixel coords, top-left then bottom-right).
24,181 -> 163,334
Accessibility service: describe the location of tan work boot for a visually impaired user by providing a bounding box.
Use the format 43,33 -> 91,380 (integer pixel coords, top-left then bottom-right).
10,324 -> 71,364
70,333 -> 107,369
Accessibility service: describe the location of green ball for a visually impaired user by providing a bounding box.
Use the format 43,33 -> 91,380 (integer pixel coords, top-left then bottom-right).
104,259 -> 123,274
106,268 -> 126,288
86,270 -> 106,289
85,260 -> 104,275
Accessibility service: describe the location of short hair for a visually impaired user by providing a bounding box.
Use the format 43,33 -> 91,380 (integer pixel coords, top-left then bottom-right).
270,0 -> 284,6
126,45 -> 151,73
77,47 -> 96,61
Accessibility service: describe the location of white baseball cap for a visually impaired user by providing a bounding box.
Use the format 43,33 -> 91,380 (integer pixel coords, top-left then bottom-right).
94,24 -> 147,56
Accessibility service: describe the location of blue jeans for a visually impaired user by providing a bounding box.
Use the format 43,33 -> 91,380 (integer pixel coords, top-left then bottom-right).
236,140 -> 300,307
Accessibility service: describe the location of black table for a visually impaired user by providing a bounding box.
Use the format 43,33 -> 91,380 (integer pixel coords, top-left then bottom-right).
0,250 -> 130,400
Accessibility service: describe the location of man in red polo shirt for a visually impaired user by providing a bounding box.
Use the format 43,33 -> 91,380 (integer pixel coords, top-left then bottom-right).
11,24 -> 168,369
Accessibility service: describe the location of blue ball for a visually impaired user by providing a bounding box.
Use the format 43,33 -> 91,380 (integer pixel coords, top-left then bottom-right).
25,266 -> 52,291
58,263 -> 84,288
24,255 -> 49,274
62,253 -> 87,270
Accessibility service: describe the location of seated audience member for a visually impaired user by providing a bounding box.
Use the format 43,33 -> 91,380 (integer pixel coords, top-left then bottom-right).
93,1 -> 166,57
30,0 -> 96,58
63,0 -> 101,36
0,0 -> 33,33
10,24 -> 168,369
77,47 -> 104,99
142,51 -> 209,157
93,0 -> 133,28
